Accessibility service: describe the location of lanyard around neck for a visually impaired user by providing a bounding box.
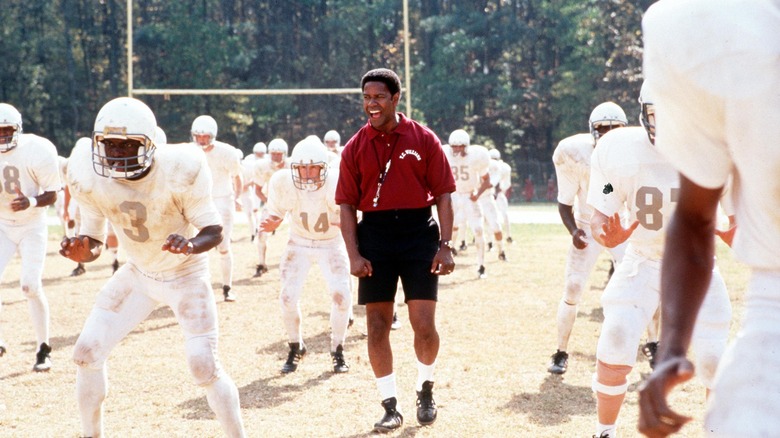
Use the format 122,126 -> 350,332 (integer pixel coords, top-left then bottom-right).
371,133 -> 400,208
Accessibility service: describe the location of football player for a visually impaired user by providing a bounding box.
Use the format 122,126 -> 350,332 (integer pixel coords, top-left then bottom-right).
638,1 -> 779,436
260,137 -> 351,374
0,102 -> 60,372
482,148 -> 506,260
547,102 -> 629,375
191,115 -> 243,302
489,148 -> 514,244
587,86 -> 731,438
251,137 -> 289,277
445,129 -> 492,278
61,97 -> 245,438
238,142 -> 266,242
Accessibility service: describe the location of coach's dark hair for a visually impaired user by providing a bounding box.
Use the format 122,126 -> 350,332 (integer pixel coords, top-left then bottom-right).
361,68 -> 401,96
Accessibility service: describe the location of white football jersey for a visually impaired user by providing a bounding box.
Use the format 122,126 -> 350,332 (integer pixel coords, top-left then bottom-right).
240,154 -> 257,191
66,141 -> 221,274
57,155 -> 69,188
587,127 -> 678,259
445,144 -> 491,194
265,168 -> 340,241
487,159 -> 502,189
201,141 -> 241,198
552,133 -> 595,224
0,133 -> 61,225
644,0 -> 780,270
252,156 -> 290,192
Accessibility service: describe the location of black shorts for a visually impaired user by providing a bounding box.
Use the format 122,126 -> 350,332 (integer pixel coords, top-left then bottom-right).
356,207 -> 440,304
358,258 -> 438,304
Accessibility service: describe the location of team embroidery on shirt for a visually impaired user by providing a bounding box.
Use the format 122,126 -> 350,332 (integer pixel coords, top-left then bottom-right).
398,149 -> 422,161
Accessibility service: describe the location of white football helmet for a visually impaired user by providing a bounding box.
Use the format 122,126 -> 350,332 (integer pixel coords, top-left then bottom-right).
589,102 -> 627,141
0,103 -> 23,152
92,97 -> 157,179
267,138 -> 288,164
290,137 -> 328,191
489,149 -> 500,160
448,129 -> 470,156
191,115 -> 218,147
323,130 -> 341,151
638,83 -> 656,144
252,142 -> 267,155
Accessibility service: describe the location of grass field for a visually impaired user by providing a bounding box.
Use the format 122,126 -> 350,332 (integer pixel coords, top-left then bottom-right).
0,205 -> 749,437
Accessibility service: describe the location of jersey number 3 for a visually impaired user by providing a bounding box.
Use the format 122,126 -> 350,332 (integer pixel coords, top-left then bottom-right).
119,201 -> 150,242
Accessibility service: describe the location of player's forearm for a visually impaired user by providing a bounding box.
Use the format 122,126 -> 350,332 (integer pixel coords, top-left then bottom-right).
435,193 -> 453,242
31,191 -> 58,208
189,224 -> 223,254
557,202 -> 578,235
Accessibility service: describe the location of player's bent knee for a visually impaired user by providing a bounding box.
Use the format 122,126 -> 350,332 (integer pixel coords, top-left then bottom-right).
593,361 -> 631,395
73,341 -> 107,370
20,283 -> 43,300
186,335 -> 221,386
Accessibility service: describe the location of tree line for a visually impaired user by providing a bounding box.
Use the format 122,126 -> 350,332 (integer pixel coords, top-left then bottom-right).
0,0 -> 653,168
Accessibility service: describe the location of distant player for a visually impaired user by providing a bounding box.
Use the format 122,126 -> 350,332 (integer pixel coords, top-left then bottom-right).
260,137 -> 351,374
482,148 -> 506,260
191,115 -> 243,302
547,102 -> 629,375
0,102 -> 60,372
445,129 -> 492,278
238,142 -> 266,241
489,148 -> 514,244
251,137 -> 289,277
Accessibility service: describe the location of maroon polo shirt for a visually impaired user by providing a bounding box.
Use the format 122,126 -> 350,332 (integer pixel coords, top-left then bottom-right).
336,113 -> 455,211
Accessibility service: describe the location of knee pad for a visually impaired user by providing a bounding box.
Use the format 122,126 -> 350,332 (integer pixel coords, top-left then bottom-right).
592,361 -> 632,395
185,335 -> 221,386
596,309 -> 646,366
20,283 -> 43,300
562,273 -> 586,304
694,338 -> 728,388
73,339 -> 107,370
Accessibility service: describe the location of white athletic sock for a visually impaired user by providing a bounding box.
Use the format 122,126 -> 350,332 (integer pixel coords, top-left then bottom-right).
416,360 -> 436,391
376,373 -> 397,401
597,422 -> 617,437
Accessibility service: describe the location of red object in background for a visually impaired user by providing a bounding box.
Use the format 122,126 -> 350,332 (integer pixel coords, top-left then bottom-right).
524,176 -> 534,202
546,177 -> 556,201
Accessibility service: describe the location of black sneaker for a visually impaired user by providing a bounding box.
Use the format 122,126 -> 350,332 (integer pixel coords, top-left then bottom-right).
331,345 -> 349,373
642,341 -> 659,370
33,342 -> 52,372
223,285 -> 236,302
593,431 -> 613,438
348,317 -> 355,329
281,342 -> 306,373
416,381 -> 437,426
111,259 -> 119,274
477,265 -> 486,279
548,350 -> 568,374
254,264 -> 268,277
391,312 -> 401,330
458,241 -> 467,251
373,397 -> 403,433
0,341 -> 6,357
498,250 -> 507,261
71,263 -> 86,277
487,241 -> 493,252
506,236 -> 514,244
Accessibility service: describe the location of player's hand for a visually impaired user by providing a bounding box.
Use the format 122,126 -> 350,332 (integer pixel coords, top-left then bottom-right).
11,187 -> 29,211
162,234 -> 194,255
60,236 -> 96,262
637,356 -> 695,437
714,225 -> 736,247
259,216 -> 283,232
432,247 -> 455,275
571,228 -> 588,249
599,213 -> 639,248
349,255 -> 372,278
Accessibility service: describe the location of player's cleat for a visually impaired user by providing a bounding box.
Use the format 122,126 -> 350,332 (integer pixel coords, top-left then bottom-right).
71,263 -> 86,277
348,316 -> 355,329
498,250 -> 507,261
391,312 -> 401,330
458,241 -> 467,251
254,264 -> 268,277
416,380 -> 437,426
331,345 -> 349,373
548,350 -> 569,374
111,259 -> 119,274
33,342 -> 52,372
487,241 -> 493,252
477,265 -> 486,279
281,342 -> 306,373
373,397 -> 403,433
223,285 -> 236,302
593,431 -> 613,438
642,341 -> 659,370
506,236 -> 513,244
0,341 -> 6,357
250,233 -> 256,242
